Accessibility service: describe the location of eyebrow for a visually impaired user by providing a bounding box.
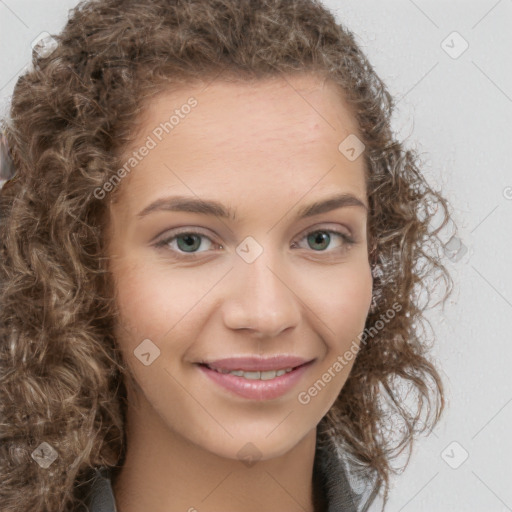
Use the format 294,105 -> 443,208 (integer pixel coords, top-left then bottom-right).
136,192 -> 367,221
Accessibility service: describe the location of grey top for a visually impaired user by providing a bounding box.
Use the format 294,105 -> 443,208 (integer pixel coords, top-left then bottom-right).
81,426 -> 381,512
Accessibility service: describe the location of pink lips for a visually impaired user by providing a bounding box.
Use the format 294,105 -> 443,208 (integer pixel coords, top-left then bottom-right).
197,359 -> 315,401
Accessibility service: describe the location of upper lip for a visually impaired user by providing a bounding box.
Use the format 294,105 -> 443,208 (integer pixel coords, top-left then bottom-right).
199,355 -> 314,372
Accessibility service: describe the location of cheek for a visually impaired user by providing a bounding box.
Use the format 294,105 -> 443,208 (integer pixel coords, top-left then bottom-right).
111,257 -> 193,340
311,260 -> 373,337
110,260 -> 195,392
110,257 -> 176,351
305,263 -> 372,406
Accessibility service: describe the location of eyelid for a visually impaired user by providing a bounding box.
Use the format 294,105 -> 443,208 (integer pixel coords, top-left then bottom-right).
295,222 -> 353,241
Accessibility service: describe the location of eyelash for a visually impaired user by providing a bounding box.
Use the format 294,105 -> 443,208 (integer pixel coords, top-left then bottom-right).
153,227 -> 356,259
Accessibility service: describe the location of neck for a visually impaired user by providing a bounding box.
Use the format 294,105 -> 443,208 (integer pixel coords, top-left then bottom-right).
112,386 -> 318,512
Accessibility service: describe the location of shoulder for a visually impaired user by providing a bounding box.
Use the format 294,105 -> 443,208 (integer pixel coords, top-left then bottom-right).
315,428 -> 383,512
77,467 -> 118,512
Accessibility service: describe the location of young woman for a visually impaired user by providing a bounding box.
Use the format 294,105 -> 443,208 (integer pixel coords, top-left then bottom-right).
0,1 -> 454,511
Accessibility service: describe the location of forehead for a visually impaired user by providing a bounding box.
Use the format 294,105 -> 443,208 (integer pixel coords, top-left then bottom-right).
138,73 -> 359,146
111,73 -> 366,215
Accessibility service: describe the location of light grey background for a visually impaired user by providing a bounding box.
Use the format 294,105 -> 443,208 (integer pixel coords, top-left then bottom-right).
1,1 -> 511,511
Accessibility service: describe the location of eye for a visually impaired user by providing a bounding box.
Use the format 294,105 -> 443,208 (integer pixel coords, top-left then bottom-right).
292,228 -> 355,254
153,229 -> 219,256
153,226 -> 356,259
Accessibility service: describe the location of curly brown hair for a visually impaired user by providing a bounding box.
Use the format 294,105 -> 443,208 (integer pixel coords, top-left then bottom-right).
0,0 -> 455,510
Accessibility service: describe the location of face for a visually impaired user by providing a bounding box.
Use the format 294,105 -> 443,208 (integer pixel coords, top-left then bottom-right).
105,73 -> 372,462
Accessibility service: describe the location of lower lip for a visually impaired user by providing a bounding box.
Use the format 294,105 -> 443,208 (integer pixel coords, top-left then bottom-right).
197,361 -> 314,401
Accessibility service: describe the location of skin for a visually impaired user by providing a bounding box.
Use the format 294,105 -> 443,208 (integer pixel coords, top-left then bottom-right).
106,73 -> 373,512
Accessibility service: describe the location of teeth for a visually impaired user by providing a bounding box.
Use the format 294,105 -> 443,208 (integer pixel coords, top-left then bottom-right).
209,367 -> 294,380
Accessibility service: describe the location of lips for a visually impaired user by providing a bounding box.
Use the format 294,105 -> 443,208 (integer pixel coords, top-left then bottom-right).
197,359 -> 315,400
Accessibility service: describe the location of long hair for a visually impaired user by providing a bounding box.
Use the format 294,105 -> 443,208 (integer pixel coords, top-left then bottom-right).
0,1 -> 455,510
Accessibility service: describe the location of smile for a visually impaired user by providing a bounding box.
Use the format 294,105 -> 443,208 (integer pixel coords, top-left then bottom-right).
197,361 -> 314,400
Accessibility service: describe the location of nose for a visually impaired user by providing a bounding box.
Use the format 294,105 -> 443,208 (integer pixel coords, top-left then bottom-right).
222,249 -> 302,338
